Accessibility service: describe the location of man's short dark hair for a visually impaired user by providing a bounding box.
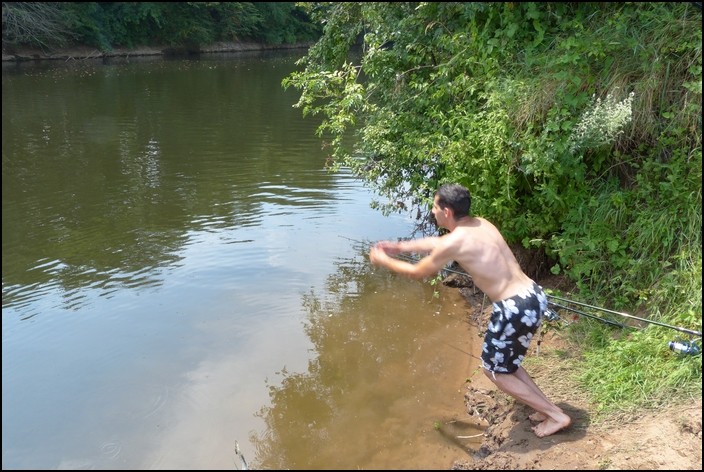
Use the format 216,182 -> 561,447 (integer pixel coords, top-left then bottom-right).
435,184 -> 471,219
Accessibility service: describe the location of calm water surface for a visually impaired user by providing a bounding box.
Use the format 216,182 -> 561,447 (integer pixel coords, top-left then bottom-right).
2,51 -> 483,469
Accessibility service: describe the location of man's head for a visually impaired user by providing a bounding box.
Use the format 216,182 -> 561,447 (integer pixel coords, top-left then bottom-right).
433,184 -> 471,226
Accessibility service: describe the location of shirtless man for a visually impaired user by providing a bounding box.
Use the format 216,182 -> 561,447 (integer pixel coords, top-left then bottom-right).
369,183 -> 571,437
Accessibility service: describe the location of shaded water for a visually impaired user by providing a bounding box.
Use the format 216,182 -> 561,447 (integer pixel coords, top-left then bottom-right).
2,51 -> 483,469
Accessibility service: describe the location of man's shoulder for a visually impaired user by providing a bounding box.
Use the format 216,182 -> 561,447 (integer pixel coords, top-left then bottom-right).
442,226 -> 475,249
451,218 -> 507,247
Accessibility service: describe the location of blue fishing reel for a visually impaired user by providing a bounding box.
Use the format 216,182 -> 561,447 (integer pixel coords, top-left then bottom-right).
668,339 -> 701,356
543,308 -> 560,322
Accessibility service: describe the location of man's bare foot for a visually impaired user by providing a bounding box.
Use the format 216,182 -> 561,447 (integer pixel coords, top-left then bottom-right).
529,412 -> 547,422
531,413 -> 572,438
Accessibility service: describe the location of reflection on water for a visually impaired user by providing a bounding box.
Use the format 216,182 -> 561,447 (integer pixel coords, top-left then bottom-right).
2,51 -> 483,470
251,246 -> 485,469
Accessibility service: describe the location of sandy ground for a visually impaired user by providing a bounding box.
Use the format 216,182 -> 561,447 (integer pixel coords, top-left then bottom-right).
451,334 -> 702,470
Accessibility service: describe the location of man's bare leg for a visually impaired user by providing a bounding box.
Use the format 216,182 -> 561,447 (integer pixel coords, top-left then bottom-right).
484,368 -> 571,437
513,367 -> 551,422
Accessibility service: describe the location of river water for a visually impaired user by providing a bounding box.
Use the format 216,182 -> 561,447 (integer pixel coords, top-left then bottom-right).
2,50 -> 483,469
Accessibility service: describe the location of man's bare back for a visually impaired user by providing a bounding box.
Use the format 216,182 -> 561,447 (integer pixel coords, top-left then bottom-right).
435,217 -> 534,302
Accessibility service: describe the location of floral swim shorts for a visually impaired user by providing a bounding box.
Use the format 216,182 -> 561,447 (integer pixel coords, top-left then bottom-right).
480,282 -> 547,374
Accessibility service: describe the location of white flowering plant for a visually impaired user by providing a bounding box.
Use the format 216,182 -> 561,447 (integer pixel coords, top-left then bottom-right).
568,92 -> 635,154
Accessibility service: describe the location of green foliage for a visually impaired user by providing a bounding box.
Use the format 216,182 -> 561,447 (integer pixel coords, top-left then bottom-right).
4,2 -> 320,51
61,2 -> 170,50
286,2 -> 702,413
252,2 -> 320,45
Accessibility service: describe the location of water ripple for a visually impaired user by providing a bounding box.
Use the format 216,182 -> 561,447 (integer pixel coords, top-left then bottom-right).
100,441 -> 122,460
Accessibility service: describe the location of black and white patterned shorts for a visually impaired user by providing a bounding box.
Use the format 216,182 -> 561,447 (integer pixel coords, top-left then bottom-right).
480,282 -> 547,374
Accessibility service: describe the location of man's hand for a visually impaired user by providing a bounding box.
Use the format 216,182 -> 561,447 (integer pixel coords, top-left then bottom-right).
373,240 -> 401,255
369,244 -> 392,266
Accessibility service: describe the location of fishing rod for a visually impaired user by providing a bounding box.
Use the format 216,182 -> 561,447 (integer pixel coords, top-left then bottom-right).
546,301 -> 632,330
547,299 -> 701,356
341,235 -> 702,354
546,296 -> 702,356
548,294 -> 702,337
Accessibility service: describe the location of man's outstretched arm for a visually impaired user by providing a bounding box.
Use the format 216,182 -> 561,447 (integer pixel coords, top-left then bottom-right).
374,236 -> 442,255
369,242 -> 450,280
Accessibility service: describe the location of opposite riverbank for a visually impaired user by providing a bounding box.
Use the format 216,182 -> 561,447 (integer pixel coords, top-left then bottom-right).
2,41 -> 310,62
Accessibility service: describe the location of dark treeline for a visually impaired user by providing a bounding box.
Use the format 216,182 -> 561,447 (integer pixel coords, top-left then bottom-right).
1,2 -> 321,52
